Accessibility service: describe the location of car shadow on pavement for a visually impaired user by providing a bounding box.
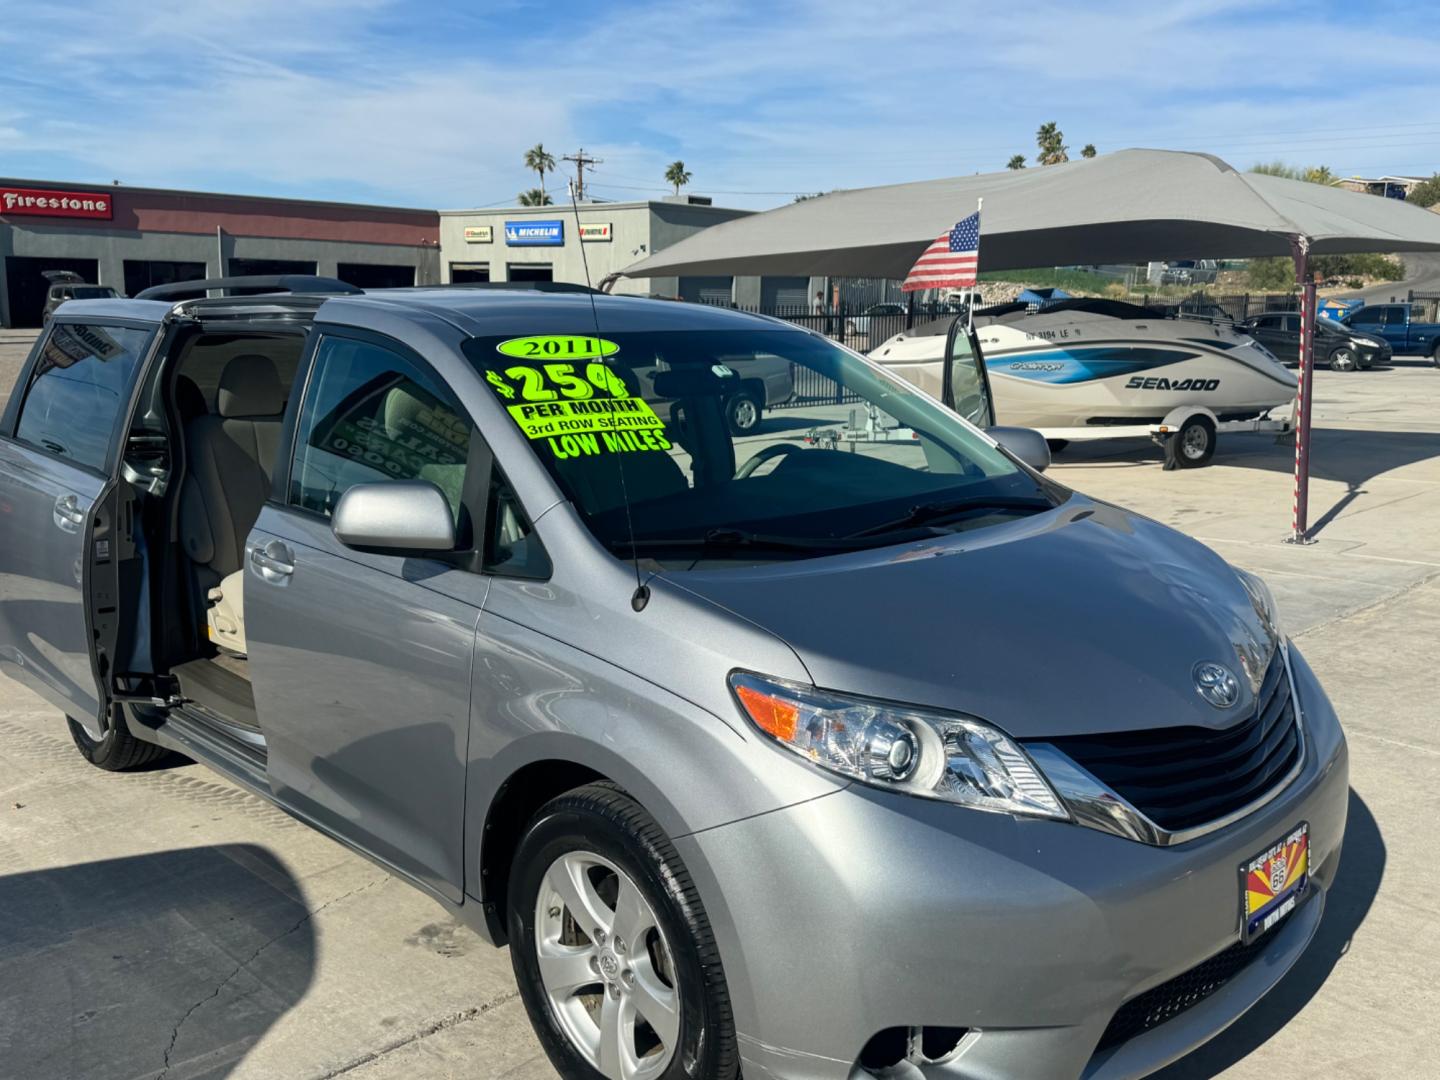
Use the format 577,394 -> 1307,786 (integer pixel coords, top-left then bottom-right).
0,844 -> 316,1080
1152,789 -> 1384,1078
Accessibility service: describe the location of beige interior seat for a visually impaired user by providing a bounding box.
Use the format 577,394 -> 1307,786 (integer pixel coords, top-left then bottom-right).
178,354 -> 288,655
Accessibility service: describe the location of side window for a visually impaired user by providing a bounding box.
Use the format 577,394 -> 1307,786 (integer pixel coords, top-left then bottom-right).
485,468 -> 551,578
1283,315 -> 1302,333
1351,307 -> 1383,326
290,335 -> 474,526
15,323 -> 152,471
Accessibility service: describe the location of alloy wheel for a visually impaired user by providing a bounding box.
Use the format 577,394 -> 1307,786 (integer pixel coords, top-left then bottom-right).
1330,347 -> 1358,372
534,851 -> 680,1080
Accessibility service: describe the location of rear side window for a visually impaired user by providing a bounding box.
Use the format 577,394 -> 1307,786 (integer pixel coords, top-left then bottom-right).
289,335 -> 474,523
15,323 -> 151,471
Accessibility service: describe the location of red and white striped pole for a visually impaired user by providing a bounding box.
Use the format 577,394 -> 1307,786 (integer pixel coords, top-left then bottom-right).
1289,236 -> 1317,544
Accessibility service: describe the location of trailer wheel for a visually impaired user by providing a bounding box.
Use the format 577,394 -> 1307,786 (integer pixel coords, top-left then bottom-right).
1165,416 -> 1216,470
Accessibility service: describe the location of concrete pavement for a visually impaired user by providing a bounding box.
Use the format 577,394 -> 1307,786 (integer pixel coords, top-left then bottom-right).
1,331 -> 1438,1079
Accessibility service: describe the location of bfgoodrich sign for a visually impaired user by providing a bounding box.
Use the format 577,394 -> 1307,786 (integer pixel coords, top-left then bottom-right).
1,186 -> 114,220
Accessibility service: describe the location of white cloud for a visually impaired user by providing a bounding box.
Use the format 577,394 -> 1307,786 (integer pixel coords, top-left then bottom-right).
1,0 -> 1436,208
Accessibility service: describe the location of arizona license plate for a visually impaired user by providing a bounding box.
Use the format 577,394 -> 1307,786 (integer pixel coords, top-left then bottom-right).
1240,822 -> 1309,943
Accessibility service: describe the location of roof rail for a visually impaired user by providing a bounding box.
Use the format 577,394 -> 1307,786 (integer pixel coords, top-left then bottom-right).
136,274 -> 362,301
431,280 -> 601,295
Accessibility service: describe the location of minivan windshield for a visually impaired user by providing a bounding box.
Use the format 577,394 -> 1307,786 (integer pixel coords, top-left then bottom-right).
463,328 -> 1058,563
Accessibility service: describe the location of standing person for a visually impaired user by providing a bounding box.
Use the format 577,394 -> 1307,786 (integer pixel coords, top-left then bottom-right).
813,291 -> 831,337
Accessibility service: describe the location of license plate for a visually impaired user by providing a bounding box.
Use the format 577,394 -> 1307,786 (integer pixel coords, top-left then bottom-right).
1239,822 -> 1309,943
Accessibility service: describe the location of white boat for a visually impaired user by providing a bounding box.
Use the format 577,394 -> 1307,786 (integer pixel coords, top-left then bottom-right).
868,299 -> 1298,467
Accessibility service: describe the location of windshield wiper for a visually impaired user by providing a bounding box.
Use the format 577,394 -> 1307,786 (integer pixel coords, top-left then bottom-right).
610,527 -> 919,556
847,495 -> 1053,538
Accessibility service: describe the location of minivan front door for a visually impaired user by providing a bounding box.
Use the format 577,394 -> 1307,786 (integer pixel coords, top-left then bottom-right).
942,318 -> 996,427
0,322 -> 156,731
244,331 -> 486,902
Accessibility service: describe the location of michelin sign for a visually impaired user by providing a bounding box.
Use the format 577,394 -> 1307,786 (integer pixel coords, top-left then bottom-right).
505,220 -> 565,246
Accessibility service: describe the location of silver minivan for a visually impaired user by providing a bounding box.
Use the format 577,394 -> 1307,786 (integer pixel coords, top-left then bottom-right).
0,280 -> 1347,1080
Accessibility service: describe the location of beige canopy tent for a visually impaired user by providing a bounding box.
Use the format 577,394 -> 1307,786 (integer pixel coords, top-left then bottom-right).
622,149 -> 1440,278
621,149 -> 1440,541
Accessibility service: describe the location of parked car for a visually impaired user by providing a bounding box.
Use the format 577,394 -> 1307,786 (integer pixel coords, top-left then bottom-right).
41,277 -> 119,325
845,301 -> 906,336
1339,302 -> 1440,364
1240,311 -> 1392,371
0,277 -> 1347,1080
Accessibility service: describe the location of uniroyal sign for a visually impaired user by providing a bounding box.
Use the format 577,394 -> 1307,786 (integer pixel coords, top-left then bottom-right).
1,186 -> 114,220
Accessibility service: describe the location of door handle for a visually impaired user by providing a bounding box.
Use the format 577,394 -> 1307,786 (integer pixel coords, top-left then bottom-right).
250,540 -> 295,578
53,493 -> 86,533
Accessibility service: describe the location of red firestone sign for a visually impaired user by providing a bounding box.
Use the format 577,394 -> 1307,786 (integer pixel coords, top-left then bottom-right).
1,186 -> 114,220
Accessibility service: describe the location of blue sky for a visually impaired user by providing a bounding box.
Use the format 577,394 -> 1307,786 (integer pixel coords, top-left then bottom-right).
2,0 -> 1437,211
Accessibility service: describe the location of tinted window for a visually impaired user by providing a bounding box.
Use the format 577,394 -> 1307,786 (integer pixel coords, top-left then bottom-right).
15,323 -> 152,471
462,329 -> 1050,566
1349,306 -> 1385,326
290,336 -> 473,525
1252,315 -> 1279,329
1282,316 -> 1302,333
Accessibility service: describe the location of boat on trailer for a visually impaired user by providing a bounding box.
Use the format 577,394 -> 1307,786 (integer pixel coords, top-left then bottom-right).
868,299 -> 1298,468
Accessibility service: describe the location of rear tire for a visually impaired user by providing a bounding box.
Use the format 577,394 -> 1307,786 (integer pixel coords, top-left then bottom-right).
725,390 -> 763,435
67,712 -> 172,772
508,783 -> 739,1080
1168,416 -> 1216,469
1432,342 -> 1440,368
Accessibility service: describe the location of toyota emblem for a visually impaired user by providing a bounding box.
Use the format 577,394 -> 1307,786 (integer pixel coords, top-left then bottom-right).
1193,662 -> 1240,709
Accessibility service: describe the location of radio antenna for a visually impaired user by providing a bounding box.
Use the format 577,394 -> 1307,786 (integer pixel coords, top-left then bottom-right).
567,179 -> 650,612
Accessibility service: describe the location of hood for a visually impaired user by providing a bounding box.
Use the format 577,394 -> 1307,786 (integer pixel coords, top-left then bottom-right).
668,499 -> 1278,739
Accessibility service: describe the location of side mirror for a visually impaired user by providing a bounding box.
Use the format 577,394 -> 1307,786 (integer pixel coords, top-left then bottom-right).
332,481 -> 456,554
987,426 -> 1051,473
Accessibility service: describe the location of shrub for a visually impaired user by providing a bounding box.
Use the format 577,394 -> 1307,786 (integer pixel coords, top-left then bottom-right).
1408,174 -> 1440,208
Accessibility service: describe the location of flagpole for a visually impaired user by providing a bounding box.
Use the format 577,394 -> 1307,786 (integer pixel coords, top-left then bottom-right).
968,197 -> 983,333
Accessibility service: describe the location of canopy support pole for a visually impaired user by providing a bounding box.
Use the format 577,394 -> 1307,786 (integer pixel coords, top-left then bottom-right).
1287,235 -> 1317,545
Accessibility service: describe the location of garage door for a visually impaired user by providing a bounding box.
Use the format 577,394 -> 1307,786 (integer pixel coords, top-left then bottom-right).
336,263 -> 416,289
4,256 -> 100,328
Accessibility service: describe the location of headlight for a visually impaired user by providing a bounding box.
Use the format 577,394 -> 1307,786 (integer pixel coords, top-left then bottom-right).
1357,337 -> 1383,349
729,672 -> 1067,819
1234,567 -> 1283,642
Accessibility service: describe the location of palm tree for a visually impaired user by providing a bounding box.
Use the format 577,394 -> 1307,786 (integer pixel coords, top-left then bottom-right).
1036,122 -> 1068,166
523,144 -> 556,195
517,188 -> 552,207
1006,154 -> 1027,170
1081,144 -> 1097,159
664,160 -> 692,196
1303,165 -> 1337,186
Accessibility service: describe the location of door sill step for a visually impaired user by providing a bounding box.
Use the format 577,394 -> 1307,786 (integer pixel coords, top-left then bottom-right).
160,706 -> 269,788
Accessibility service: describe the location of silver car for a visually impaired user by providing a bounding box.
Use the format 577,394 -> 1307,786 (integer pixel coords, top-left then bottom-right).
0,279 -> 1347,1080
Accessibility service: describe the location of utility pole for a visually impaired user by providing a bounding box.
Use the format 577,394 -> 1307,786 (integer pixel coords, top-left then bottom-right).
562,148 -> 603,201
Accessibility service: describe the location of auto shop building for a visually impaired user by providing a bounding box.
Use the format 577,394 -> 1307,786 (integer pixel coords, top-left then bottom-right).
0,178 -> 441,328
439,196 -> 821,309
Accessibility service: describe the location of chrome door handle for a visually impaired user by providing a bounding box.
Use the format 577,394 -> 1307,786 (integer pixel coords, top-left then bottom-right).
53,493 -> 86,532
250,541 -> 294,577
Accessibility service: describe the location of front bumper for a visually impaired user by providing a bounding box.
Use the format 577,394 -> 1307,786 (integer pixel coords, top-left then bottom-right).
677,646 -> 1348,1080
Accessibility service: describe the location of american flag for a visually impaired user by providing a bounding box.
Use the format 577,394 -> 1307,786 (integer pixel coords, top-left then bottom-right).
902,211 -> 980,292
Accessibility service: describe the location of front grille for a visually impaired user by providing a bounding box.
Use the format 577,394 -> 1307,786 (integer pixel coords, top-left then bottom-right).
1046,651 -> 1298,833
1095,918 -> 1284,1052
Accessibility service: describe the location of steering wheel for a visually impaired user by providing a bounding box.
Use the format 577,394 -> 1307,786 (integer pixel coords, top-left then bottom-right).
735,442 -> 806,479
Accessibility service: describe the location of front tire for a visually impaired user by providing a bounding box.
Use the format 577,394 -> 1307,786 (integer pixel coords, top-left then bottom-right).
67,712 -> 172,771
1329,346 -> 1359,372
508,784 -> 738,1080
